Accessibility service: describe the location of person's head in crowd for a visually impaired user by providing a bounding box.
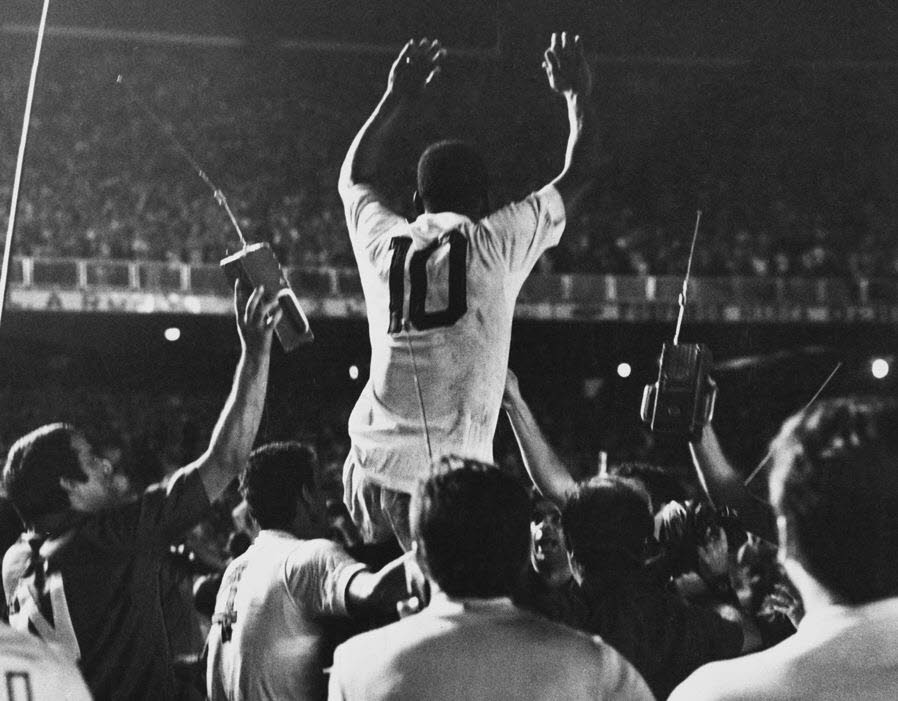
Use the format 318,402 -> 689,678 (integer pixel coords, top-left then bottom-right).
240,441 -> 326,538
735,535 -> 784,613
528,489 -> 573,587
411,456 -> 529,598
2,423 -> 130,525
609,461 -> 689,513
769,396 -> 898,606
562,475 -> 654,584
415,140 -> 490,220
656,500 -> 746,579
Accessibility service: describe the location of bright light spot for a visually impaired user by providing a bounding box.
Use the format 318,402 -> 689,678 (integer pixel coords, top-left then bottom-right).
617,362 -> 632,379
348,365 -> 360,380
164,327 -> 181,342
872,358 -> 890,379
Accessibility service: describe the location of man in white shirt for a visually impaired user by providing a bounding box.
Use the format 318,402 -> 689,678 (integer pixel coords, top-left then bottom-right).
670,397 -> 898,700
338,32 -> 599,547
0,621 -> 91,701
328,457 -> 653,701
206,442 -> 408,701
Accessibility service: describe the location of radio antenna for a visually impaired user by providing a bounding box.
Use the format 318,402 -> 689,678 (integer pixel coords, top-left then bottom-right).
401,321 -> 434,465
115,74 -> 247,248
0,0 -> 52,328
743,361 -> 843,486
673,210 -> 702,346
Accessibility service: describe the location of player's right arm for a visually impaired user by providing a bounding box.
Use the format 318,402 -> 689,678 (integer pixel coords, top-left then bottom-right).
502,369 -> 577,507
338,39 -> 445,205
544,32 -> 600,217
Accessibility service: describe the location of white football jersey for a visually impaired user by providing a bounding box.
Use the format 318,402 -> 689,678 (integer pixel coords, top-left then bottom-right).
0,623 -> 91,701
341,182 -> 566,492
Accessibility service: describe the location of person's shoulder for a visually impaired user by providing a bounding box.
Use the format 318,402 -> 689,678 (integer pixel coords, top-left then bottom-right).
0,622 -> 48,659
0,623 -> 80,678
334,616 -> 404,660
284,536 -> 362,576
668,652 -> 777,701
510,605 -> 605,651
288,536 -> 351,561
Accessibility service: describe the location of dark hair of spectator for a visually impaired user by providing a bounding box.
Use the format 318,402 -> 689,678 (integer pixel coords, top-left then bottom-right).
240,442 -> 317,531
411,456 -> 529,598
2,423 -> 85,524
656,500 -> 746,578
608,461 -> 688,512
562,476 -> 654,577
417,140 -> 489,218
770,396 -> 898,604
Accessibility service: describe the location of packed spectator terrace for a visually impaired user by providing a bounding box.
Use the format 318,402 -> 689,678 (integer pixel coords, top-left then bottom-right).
2,29 -> 898,280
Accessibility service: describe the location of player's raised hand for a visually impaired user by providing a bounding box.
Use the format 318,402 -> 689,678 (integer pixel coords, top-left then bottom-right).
543,32 -> 593,97
387,38 -> 446,97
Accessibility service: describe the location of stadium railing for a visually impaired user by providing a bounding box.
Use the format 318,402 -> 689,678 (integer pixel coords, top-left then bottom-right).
8,257 -> 896,322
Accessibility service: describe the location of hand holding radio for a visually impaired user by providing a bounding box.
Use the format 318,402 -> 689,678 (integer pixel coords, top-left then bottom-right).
221,244 -> 314,352
234,281 -> 282,356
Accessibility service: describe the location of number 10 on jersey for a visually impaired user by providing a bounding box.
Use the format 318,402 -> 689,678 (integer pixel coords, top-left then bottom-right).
388,230 -> 468,334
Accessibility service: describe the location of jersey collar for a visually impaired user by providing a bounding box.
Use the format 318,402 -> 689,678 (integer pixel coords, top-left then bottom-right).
408,212 -> 473,246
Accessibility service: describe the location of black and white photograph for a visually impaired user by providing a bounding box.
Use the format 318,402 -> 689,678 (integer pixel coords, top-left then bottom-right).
1,1 -> 896,699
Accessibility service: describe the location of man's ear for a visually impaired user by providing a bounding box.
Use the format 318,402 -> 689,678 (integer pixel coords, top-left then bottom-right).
412,190 -> 424,215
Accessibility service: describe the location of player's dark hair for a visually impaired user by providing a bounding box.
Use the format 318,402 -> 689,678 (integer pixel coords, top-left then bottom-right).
416,140 -> 489,218
562,476 -> 654,578
769,396 -> 898,604
411,457 -> 529,598
240,442 -> 317,531
2,423 -> 86,524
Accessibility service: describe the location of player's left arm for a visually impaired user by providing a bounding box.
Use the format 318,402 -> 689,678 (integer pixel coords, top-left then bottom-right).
544,32 -> 602,219
339,39 -> 445,198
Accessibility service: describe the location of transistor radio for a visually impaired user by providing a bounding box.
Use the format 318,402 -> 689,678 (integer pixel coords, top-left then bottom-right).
221,243 -> 314,351
640,212 -> 715,439
640,341 -> 716,439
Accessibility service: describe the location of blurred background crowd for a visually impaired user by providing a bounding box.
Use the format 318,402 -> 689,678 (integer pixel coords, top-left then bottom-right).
2,38 -> 897,280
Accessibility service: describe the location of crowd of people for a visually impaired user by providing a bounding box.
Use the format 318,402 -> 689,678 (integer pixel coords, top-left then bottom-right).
1,28 -> 896,701
2,35 -> 898,279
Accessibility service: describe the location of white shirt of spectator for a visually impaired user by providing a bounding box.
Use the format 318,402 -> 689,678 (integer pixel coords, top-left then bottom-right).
328,592 -> 653,701
669,596 -> 898,701
9,572 -> 81,664
341,182 -> 566,492
0,622 -> 91,701
205,529 -> 367,701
